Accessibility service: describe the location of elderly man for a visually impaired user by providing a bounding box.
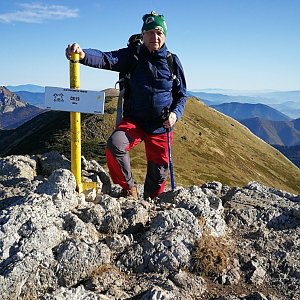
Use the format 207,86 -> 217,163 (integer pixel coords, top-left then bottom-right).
66,11 -> 187,199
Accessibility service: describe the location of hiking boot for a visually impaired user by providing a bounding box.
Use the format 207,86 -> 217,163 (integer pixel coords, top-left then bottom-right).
120,185 -> 138,200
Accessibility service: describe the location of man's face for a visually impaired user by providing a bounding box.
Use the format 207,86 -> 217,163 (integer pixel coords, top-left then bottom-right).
143,29 -> 165,52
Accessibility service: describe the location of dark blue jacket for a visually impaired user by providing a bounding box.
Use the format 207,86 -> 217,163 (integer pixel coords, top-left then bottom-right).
81,44 -> 187,133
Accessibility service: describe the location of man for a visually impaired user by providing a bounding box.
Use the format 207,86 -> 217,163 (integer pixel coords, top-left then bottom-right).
66,11 -> 187,199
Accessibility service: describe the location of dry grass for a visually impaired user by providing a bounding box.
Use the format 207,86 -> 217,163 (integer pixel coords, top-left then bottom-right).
129,97 -> 300,194
193,230 -> 231,277
89,263 -> 118,277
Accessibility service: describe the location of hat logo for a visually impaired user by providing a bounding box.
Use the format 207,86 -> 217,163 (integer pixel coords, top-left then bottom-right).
145,16 -> 155,24
163,21 -> 167,30
155,26 -> 163,32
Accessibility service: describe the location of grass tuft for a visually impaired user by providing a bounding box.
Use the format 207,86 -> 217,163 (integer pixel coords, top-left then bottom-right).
194,230 -> 231,277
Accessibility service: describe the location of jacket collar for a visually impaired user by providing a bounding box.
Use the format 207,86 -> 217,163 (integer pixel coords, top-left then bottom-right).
141,43 -> 168,59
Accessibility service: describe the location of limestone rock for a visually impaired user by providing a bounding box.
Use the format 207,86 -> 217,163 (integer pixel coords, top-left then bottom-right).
37,151 -> 71,176
0,155 -> 299,300
0,154 -> 36,181
55,239 -> 111,287
118,208 -> 201,273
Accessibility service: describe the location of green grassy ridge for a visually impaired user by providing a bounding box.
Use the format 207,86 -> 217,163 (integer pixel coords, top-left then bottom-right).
1,96 -> 299,194
131,98 -> 300,194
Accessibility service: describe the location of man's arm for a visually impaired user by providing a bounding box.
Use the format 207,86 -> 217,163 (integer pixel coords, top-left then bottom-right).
65,43 -> 131,73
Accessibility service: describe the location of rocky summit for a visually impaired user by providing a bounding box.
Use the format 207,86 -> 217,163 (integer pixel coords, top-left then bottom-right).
0,151 -> 299,300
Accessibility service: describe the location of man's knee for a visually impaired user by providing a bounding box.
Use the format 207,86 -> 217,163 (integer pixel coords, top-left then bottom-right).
107,130 -> 130,155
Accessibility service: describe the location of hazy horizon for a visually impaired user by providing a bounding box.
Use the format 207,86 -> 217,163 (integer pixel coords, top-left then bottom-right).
1,1 -> 299,91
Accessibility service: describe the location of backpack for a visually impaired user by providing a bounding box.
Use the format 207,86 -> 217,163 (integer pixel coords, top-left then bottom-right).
115,34 -> 178,127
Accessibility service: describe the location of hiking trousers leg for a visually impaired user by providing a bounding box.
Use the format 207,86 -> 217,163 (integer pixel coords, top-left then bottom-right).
106,119 -> 142,190
105,119 -> 172,199
143,131 -> 171,199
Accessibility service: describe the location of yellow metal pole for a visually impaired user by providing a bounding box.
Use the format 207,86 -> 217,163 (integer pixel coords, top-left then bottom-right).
70,53 -> 83,192
69,53 -> 97,193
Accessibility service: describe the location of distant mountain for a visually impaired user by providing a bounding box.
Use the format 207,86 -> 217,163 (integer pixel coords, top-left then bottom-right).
0,96 -> 299,194
273,144 -> 300,168
188,90 -> 300,119
14,91 -> 45,108
0,86 -> 44,129
188,91 -> 260,105
190,88 -> 279,96
258,90 -> 300,102
6,84 -> 45,93
269,101 -> 300,119
211,102 -> 291,122
191,89 -> 300,101
240,117 -> 300,146
1,87 -> 26,112
292,118 -> 300,131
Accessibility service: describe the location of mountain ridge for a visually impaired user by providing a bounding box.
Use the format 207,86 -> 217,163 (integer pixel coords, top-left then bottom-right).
190,90 -> 300,119
1,95 -> 299,194
273,144 -> 300,168
6,84 -> 45,93
211,102 -> 291,122
14,91 -> 45,108
240,117 -> 300,146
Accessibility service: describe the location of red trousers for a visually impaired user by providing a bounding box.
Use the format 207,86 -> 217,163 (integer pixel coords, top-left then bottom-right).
105,119 -> 172,199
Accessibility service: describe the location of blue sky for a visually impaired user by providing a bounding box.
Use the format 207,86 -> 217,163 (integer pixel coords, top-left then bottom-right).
1,0 -> 299,91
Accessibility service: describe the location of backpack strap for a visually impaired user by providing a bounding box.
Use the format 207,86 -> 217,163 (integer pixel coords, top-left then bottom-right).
125,45 -> 141,80
166,51 -> 175,79
166,51 -> 180,86
115,45 -> 141,127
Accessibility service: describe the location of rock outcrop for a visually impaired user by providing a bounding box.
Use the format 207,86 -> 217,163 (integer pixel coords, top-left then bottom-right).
0,86 -> 27,113
0,86 -> 43,129
0,152 -> 299,300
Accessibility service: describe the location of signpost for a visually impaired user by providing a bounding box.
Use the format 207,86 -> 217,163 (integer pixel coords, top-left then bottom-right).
44,52 -> 105,193
44,87 -> 105,115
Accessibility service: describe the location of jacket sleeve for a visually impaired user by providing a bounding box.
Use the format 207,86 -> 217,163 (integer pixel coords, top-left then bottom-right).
80,48 -> 132,73
170,54 -> 188,121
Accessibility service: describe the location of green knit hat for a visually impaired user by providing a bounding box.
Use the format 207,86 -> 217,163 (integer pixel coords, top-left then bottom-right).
142,11 -> 167,36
